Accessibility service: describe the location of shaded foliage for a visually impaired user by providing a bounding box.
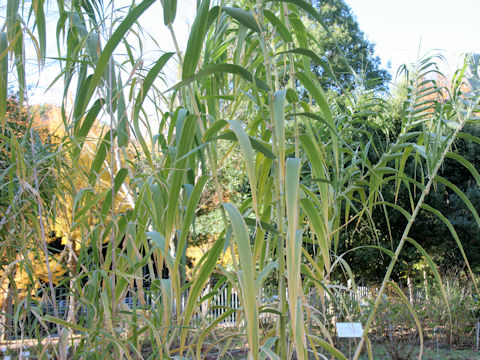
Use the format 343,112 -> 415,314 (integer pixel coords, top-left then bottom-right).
309,0 -> 391,90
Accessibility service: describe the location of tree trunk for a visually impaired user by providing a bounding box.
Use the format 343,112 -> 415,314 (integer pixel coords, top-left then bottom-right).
66,239 -> 77,325
407,275 -> 414,304
1,278 -> 14,340
65,239 -> 77,358
423,270 -> 429,301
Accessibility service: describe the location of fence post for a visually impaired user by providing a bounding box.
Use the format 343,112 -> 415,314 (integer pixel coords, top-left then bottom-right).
476,320 -> 479,351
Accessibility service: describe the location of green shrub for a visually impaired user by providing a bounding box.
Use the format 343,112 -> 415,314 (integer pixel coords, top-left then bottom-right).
371,297 -> 418,360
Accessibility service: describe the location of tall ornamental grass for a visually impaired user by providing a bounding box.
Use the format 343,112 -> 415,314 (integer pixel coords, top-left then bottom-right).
0,0 -> 479,359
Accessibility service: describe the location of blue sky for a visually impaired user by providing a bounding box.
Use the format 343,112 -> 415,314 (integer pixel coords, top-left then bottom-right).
25,0 -> 196,104
18,0 -> 480,103
345,0 -> 480,79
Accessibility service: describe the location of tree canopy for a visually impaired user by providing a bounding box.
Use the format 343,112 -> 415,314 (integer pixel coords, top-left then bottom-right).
309,0 -> 391,90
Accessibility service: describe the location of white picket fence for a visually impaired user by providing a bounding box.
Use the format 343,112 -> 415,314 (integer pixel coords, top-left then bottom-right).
350,285 -> 371,302
203,286 -> 241,325
30,284 -> 374,329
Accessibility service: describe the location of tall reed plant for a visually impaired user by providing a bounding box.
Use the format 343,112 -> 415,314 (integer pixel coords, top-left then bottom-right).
1,0 -> 479,359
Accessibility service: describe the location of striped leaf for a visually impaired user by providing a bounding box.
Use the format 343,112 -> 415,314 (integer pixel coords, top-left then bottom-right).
79,0 -> 156,120
182,0 -> 210,78
285,158 -> 306,360
161,0 -> 177,25
223,203 -> 259,360
172,63 -> 269,92
223,7 -> 260,33
229,120 -> 258,218
0,32 -> 7,131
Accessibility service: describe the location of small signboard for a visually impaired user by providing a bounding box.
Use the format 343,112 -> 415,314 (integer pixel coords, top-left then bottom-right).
336,322 -> 363,338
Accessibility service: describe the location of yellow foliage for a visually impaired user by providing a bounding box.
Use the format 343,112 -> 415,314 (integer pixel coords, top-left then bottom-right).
186,238 -> 235,280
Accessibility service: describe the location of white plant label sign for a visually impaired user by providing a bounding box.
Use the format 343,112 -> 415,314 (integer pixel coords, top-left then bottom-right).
336,322 -> 363,338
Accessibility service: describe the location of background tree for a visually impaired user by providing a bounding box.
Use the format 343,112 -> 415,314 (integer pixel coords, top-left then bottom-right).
308,0 -> 391,90
0,94 -> 66,339
339,69 -> 480,285
414,122 -> 480,273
